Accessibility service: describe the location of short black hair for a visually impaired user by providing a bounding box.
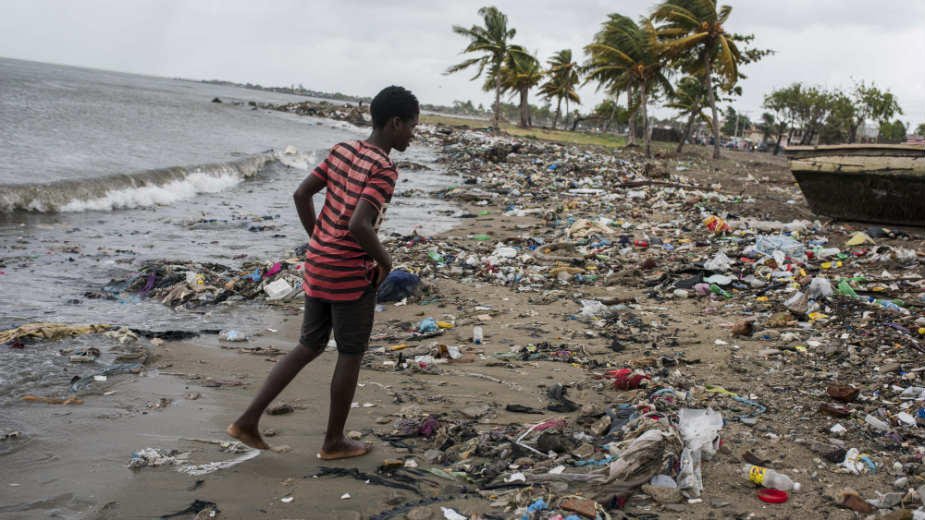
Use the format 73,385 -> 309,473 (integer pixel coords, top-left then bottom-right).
370,86 -> 419,128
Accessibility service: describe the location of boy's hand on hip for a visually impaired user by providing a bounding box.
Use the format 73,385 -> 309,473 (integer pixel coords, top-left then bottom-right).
374,261 -> 392,288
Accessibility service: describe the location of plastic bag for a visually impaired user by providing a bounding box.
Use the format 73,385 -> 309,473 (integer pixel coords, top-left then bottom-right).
755,235 -> 805,261
784,292 -> 809,315
704,252 -> 732,272
676,408 -> 723,498
580,299 -> 608,317
806,277 -> 833,300
678,408 -> 723,460
676,447 -> 702,498
704,215 -> 730,234
418,318 -> 438,333
376,270 -> 421,303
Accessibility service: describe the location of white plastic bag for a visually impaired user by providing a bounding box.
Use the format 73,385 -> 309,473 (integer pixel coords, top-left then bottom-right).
677,408 -> 723,498
704,252 -> 732,272
755,235 -> 806,261
580,299 -> 607,317
676,447 -> 702,498
806,277 -> 833,300
678,408 -> 723,460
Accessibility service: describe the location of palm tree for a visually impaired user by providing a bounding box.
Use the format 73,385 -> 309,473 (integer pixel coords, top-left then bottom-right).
585,14 -> 671,157
446,6 -> 518,129
652,0 -> 745,159
665,76 -> 713,153
485,45 -> 543,128
539,49 -> 581,129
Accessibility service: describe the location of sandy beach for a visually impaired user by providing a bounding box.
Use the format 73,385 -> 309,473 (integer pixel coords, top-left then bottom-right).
3,124 -> 925,520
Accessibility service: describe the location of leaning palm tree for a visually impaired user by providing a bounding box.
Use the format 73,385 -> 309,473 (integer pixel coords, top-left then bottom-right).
665,76 -> 713,153
485,45 -> 543,127
652,0 -> 745,159
506,48 -> 544,128
585,14 -> 671,157
446,6 -> 518,129
539,49 -> 581,129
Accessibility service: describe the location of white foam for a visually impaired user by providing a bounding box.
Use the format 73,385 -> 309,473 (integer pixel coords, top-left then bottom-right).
278,148 -> 314,171
60,171 -> 243,212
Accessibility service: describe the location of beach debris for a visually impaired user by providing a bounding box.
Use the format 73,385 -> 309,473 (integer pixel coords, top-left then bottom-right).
160,499 -> 219,519
266,403 -> 294,415
22,395 -> 83,405
0,322 -> 110,343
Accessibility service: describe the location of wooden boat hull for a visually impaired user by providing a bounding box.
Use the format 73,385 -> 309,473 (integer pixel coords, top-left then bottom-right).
786,144 -> 925,227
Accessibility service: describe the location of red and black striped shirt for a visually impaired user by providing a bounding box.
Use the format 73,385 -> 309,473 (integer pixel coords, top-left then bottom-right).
303,141 -> 397,301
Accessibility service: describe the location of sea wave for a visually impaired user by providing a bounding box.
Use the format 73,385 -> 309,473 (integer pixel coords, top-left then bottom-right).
0,148 -> 313,213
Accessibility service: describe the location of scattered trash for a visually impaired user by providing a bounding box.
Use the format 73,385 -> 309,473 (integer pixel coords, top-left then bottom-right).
744,464 -> 800,492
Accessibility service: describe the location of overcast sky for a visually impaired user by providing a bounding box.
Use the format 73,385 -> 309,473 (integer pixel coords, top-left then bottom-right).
2,0 -> 923,126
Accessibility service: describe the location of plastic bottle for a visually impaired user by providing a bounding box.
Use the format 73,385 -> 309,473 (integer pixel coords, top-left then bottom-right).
877,299 -> 905,313
743,465 -> 801,492
709,283 -> 731,299
473,326 -> 483,345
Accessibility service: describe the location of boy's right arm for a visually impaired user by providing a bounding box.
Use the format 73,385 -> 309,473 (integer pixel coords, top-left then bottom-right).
348,200 -> 392,285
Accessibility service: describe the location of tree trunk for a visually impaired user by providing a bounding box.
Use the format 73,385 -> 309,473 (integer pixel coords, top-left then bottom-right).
604,100 -> 618,132
627,86 -> 636,145
703,46 -> 721,160
641,81 -> 650,158
518,88 -> 528,128
552,98 -> 561,129
564,98 -> 570,130
773,132 -> 783,155
493,67 -> 501,130
677,111 -> 697,154
850,119 -> 860,143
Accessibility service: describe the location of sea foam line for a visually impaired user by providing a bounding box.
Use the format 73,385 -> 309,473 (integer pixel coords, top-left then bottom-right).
0,148 -> 313,214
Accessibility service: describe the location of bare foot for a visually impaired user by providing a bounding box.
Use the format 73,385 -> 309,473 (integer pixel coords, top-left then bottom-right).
318,438 -> 371,460
226,422 -> 270,450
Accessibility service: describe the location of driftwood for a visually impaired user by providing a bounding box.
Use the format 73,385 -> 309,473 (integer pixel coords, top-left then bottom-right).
614,180 -> 707,189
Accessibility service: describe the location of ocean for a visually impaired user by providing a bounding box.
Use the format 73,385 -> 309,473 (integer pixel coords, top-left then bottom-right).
0,57 -> 460,403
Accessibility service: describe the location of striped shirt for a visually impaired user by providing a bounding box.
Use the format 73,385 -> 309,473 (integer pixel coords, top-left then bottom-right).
303,141 -> 397,301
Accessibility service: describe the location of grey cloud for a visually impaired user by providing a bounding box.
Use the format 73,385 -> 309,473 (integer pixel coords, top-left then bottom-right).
0,0 -> 922,125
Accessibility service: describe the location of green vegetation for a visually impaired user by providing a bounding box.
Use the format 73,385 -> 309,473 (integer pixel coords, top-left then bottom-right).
486,44 -> 543,128
539,49 -> 581,130
446,3 -> 771,160
665,76 -> 715,153
763,81 -> 904,152
651,0 -> 772,158
585,14 -> 672,157
420,113 -> 628,148
445,6 -> 522,129
879,120 -> 908,143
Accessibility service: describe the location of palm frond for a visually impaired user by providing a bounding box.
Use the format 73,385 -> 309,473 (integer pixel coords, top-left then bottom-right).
445,56 -> 484,75
716,35 -> 738,85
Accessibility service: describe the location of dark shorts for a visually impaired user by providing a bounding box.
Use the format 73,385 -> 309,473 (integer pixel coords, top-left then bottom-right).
298,286 -> 376,355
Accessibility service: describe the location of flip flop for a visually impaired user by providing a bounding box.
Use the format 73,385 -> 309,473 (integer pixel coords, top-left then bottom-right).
316,442 -> 372,460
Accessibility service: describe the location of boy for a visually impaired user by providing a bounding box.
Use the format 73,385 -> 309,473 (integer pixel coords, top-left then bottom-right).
228,86 -> 419,460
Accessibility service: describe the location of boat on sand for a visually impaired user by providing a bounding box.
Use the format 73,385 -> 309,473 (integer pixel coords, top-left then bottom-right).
785,144 -> 924,227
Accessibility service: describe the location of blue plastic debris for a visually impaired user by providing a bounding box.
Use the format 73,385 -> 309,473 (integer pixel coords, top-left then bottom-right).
521,499 -> 546,519
376,269 -> 422,303
418,318 -> 438,333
